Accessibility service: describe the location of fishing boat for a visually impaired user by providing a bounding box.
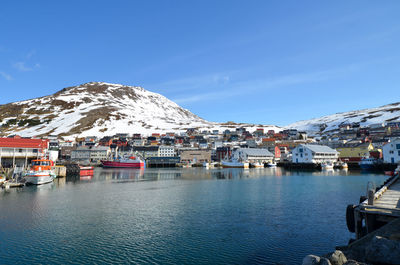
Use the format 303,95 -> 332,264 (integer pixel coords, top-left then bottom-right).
321,162 -> 334,170
250,162 -> 264,168
24,159 -> 56,185
359,157 -> 382,171
221,158 -> 249,168
101,155 -> 145,168
79,165 -> 94,176
80,166 -> 93,181
334,160 -> 348,169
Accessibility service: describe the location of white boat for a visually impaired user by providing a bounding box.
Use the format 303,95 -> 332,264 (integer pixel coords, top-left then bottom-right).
267,162 -> 277,167
359,157 -> 382,171
334,160 -> 348,169
321,162 -> 334,170
221,158 -> 249,168
251,162 -> 264,168
24,159 -> 56,185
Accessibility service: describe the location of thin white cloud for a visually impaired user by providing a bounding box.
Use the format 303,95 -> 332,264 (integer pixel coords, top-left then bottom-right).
0,71 -> 13,81
12,61 -> 40,72
172,63 -> 364,104
13,62 -> 33,71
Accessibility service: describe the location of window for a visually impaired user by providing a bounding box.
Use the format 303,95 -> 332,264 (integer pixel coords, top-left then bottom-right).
18,149 -> 23,153
397,144 -> 400,150
299,148 -> 303,153
398,150 -> 400,156
33,149 -> 38,153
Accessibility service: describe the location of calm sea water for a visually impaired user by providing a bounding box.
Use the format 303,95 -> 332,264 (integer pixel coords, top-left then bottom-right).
0,167 -> 387,264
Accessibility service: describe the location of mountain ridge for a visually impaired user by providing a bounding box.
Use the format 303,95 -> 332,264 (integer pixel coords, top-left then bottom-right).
286,101 -> 400,133
0,82 -> 279,139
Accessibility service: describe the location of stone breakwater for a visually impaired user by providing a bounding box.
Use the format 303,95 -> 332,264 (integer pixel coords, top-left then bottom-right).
302,219 -> 400,265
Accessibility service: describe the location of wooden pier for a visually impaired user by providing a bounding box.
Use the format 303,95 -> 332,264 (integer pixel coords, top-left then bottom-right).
53,165 -> 67,177
347,167 -> 400,239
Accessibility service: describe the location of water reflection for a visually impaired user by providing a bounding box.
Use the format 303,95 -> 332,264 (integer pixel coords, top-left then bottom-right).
79,167 -> 368,182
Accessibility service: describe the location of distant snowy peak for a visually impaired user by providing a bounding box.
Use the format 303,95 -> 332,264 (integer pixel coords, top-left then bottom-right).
286,102 -> 400,133
0,82 -> 280,139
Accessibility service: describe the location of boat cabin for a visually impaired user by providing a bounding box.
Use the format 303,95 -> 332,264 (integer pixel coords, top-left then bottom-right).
31,159 -> 54,171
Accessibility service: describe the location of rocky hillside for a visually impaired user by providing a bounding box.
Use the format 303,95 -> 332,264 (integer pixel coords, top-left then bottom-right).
0,82 -> 280,139
286,102 -> 400,133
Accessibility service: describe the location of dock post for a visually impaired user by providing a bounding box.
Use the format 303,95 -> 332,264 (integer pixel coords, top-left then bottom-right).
367,189 -> 374,205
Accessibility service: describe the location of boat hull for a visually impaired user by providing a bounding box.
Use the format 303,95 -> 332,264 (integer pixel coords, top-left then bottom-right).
221,161 -> 249,168
101,160 -> 145,168
359,164 -> 374,170
24,174 -> 54,185
80,166 -> 94,176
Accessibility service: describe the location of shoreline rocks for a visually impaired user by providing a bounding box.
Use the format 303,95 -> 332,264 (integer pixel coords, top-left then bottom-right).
303,235 -> 400,265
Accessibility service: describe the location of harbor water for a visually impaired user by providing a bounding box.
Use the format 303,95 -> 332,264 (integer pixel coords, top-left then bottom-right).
0,167 -> 387,264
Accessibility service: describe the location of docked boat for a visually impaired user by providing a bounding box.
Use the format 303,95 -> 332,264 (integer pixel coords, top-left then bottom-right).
221,158 -> 249,168
267,162 -> 277,167
79,165 -> 94,176
24,159 -> 56,185
334,160 -> 348,169
80,166 -> 93,180
101,155 -> 145,168
359,157 -> 382,171
321,162 -> 334,170
250,162 -> 264,168
384,170 -> 395,176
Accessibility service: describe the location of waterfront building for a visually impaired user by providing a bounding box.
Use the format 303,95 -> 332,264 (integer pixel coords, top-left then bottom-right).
291,144 -> 339,164
0,136 -> 49,168
216,146 -> 231,161
267,146 -> 281,161
132,146 -> 159,158
382,138 -> 400,164
180,149 -> 211,164
71,146 -> 110,163
336,142 -> 375,162
232,148 -> 274,164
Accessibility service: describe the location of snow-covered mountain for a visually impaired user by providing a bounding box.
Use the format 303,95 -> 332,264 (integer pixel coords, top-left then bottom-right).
0,82 -> 280,139
286,102 -> 400,133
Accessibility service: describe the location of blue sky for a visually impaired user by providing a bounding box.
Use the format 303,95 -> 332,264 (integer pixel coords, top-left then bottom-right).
1,1 -> 400,126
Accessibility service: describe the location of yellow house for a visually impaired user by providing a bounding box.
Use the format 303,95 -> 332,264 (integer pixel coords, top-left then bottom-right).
336,142 -> 375,162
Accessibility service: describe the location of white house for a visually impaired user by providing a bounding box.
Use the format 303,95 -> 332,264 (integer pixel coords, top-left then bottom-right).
232,148 -> 274,163
292,144 -> 339,164
382,138 -> 400,164
158,146 -> 175,157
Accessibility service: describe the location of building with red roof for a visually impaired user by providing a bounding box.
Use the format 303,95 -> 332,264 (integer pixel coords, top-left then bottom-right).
0,136 -> 49,167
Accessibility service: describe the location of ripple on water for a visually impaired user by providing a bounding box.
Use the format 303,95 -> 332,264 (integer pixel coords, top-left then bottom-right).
0,168 -> 387,264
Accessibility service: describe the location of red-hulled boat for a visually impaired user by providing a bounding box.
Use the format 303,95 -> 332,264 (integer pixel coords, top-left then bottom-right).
80,166 -> 94,176
101,155 -> 145,168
